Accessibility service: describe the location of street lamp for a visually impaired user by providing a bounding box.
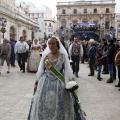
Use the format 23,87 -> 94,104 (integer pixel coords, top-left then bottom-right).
0,17 -> 7,38
31,27 -> 34,41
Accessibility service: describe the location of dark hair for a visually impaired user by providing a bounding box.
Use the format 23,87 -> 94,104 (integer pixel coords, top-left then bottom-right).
113,38 -> 116,42
104,41 -> 107,46
50,37 -> 60,49
20,36 -> 23,39
108,39 -> 114,44
74,36 -> 78,39
61,36 -> 64,40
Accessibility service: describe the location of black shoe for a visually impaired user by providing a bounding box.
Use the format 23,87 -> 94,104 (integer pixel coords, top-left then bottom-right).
97,77 -> 101,81
119,89 -> 120,91
0,72 -> 1,74
20,68 -> 23,71
97,75 -> 102,81
6,71 -> 10,74
115,85 -> 120,87
113,78 -> 116,81
102,72 -> 108,74
76,74 -> 79,78
102,71 -> 105,74
88,74 -> 94,76
107,78 -> 113,83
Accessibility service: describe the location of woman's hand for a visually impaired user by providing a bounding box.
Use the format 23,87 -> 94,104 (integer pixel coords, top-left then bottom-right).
34,84 -> 37,94
34,81 -> 38,94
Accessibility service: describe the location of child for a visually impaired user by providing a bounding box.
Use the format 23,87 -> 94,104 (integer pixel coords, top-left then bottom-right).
95,48 -> 104,81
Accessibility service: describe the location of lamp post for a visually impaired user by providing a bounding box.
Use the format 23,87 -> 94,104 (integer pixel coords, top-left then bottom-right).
0,17 -> 7,38
31,27 -> 34,41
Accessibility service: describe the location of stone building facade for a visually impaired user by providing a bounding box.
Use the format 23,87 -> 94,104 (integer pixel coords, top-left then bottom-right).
56,0 -> 116,39
0,0 -> 39,43
115,14 -> 120,40
27,5 -> 57,39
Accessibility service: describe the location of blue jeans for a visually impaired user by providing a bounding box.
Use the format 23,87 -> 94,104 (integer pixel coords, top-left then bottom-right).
98,65 -> 102,76
108,64 -> 113,79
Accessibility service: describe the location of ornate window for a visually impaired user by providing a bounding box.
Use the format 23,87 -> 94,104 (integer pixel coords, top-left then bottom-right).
94,9 -> 97,13
49,23 -> 51,27
84,9 -> 87,14
106,8 -> 109,13
73,9 -> 77,14
62,9 -> 66,14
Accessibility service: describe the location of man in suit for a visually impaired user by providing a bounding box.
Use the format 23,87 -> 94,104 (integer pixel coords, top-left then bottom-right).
0,38 -> 11,74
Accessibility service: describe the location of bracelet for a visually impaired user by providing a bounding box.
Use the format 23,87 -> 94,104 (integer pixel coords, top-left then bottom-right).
35,81 -> 38,86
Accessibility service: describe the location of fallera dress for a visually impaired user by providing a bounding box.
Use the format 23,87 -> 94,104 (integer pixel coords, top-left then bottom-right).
28,53 -> 86,120
27,44 -> 41,72
28,54 -> 74,120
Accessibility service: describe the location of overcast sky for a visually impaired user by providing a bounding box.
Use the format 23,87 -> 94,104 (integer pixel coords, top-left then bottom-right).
17,0 -> 120,17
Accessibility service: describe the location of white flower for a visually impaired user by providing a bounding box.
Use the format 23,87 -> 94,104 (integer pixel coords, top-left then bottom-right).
69,59 -> 73,63
65,81 -> 78,89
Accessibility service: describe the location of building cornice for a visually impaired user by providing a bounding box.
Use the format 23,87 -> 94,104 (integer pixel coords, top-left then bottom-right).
57,0 -> 116,7
57,13 -> 114,16
0,4 -> 39,29
44,19 -> 55,23
57,4 -> 116,7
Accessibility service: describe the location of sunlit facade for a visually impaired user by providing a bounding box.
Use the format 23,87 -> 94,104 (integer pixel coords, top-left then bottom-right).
0,0 -> 39,43
56,0 -> 116,39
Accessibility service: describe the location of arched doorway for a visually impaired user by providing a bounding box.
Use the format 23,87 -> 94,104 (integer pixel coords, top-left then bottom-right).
9,26 -> 16,40
22,30 -> 27,41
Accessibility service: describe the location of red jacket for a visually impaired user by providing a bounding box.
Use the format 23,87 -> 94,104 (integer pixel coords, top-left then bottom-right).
95,53 -> 103,66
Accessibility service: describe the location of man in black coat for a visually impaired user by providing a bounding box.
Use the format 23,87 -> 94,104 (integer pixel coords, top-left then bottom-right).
106,39 -> 115,83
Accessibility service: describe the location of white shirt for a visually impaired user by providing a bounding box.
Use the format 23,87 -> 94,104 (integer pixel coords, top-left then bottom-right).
15,41 -> 29,54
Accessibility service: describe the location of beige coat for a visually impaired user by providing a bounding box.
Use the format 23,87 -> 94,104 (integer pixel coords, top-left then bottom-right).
0,43 -> 11,58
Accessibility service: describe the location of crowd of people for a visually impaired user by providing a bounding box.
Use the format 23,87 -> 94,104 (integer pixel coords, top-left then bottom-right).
0,35 -> 120,120
87,38 -> 120,90
0,36 -> 46,74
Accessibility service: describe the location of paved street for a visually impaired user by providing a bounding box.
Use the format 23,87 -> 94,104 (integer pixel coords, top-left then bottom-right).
0,63 -> 120,120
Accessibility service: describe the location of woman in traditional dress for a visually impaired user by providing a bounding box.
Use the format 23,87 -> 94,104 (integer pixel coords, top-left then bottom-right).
28,37 -> 86,120
27,39 -> 41,72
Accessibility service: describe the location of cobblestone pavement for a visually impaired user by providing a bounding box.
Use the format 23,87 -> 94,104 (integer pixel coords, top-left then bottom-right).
0,63 -> 120,120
